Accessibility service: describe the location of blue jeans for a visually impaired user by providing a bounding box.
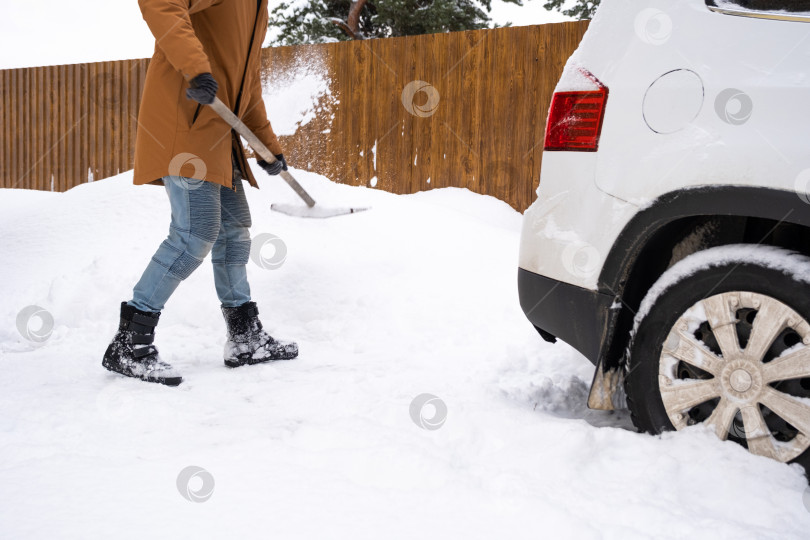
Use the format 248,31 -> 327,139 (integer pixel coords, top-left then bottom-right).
129,176 -> 252,313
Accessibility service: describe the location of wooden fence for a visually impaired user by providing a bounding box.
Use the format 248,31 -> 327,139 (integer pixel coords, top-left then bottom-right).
0,21 -> 588,210
0,59 -> 149,191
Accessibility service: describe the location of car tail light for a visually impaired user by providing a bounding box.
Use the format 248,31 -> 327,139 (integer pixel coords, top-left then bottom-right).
544,70 -> 609,152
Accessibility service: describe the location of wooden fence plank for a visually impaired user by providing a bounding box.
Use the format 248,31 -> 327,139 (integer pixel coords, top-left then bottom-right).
2,71 -> 8,186
0,71 -> 5,186
11,69 -> 19,188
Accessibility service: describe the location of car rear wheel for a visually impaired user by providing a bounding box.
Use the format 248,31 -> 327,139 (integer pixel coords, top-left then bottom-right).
625,245 -> 810,471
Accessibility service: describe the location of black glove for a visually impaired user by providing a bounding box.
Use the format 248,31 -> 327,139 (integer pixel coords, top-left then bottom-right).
186,73 -> 218,105
257,154 -> 288,176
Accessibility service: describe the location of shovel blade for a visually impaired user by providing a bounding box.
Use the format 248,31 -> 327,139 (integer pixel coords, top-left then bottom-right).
270,203 -> 370,218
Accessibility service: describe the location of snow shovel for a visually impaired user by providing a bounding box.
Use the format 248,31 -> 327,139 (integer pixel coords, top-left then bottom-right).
208,97 -> 369,218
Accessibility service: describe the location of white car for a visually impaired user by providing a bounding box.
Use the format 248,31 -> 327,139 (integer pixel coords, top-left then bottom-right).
518,0 -> 810,472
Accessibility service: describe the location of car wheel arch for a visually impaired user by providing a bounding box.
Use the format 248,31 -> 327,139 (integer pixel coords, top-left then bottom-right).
588,186 -> 810,408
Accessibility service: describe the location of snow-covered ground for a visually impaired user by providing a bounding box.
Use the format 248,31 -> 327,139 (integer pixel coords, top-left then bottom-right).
0,0 -> 571,69
1,168 -> 809,538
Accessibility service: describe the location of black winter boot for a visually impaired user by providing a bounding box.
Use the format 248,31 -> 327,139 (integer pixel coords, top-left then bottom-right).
221,301 -> 298,367
102,302 -> 182,386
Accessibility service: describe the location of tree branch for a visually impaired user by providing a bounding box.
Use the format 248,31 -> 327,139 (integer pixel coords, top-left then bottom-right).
347,0 -> 367,34
327,17 -> 360,39
326,0 -> 368,40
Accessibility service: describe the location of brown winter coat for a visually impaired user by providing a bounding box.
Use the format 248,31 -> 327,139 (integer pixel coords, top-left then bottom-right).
134,0 -> 283,189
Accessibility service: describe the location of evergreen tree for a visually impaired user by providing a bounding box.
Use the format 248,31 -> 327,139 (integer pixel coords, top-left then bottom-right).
268,0 -> 521,46
542,0 -> 599,20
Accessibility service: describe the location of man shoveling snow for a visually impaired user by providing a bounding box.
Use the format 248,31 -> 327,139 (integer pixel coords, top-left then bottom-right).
102,0 -> 298,386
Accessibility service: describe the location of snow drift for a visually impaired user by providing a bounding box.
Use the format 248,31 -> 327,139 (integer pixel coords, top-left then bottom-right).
0,167 -> 808,538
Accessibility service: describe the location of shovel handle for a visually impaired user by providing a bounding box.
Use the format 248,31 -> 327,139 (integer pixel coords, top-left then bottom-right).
208,97 -> 316,208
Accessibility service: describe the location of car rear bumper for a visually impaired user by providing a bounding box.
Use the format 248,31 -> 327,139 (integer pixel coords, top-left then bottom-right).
517,267 -> 616,365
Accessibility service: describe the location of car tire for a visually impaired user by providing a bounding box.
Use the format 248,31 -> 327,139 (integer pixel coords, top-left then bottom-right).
625,245 -> 810,472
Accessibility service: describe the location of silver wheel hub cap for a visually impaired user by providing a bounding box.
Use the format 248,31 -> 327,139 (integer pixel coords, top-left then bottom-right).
658,291 -> 810,463
721,361 -> 762,398
728,367 -> 753,393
